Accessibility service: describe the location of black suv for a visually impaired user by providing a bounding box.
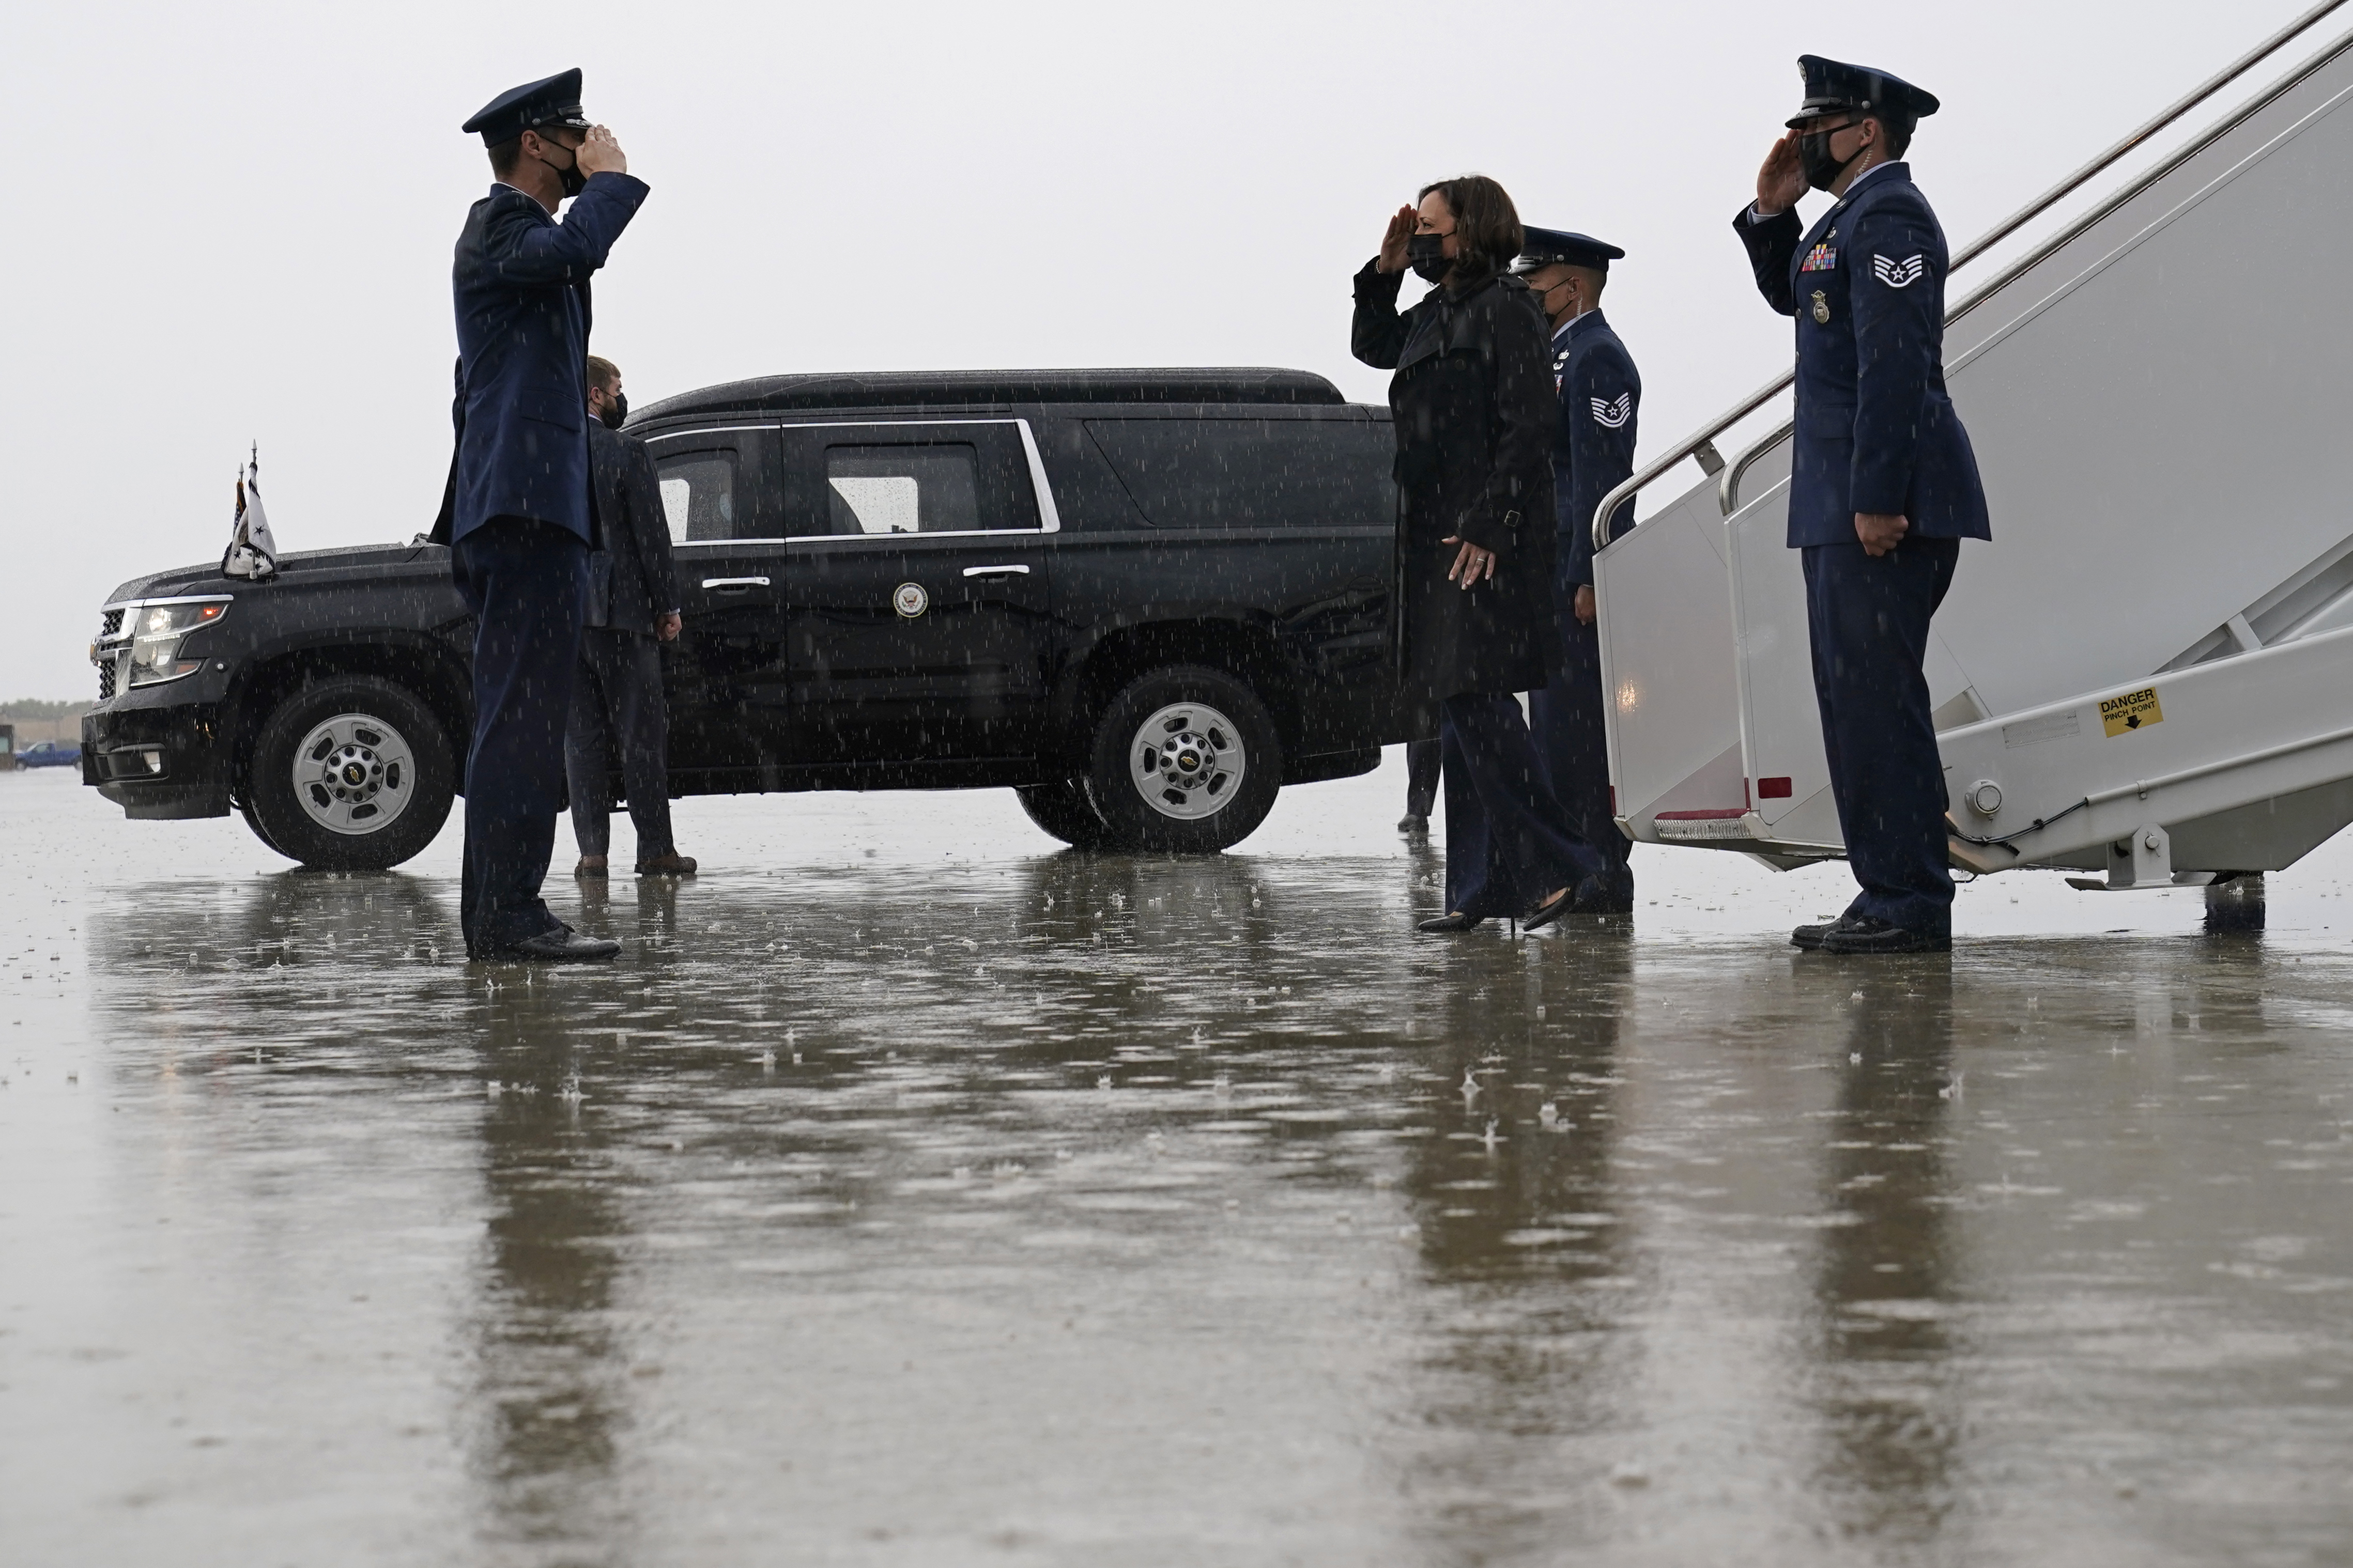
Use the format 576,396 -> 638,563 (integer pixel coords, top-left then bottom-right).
83,368 -> 1408,867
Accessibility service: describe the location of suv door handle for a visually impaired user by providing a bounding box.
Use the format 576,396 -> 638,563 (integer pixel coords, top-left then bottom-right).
700,576 -> 772,591
961,564 -> 1032,578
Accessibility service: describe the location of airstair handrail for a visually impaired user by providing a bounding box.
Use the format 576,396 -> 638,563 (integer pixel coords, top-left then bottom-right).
1593,0 -> 2353,553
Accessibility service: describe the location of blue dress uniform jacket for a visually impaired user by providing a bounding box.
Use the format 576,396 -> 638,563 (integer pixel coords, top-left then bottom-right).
450,172 -> 649,542
1551,309 -> 1640,585
1528,309 -> 1640,906
1734,163 -> 1989,547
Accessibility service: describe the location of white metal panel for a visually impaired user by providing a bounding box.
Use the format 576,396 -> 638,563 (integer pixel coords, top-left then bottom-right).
1935,79 -> 2353,717
1593,469 -> 1748,835
1938,622 -> 2353,871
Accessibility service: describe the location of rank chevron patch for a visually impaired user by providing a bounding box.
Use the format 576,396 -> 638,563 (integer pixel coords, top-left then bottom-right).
1590,393 -> 1633,429
1872,253 -> 1927,288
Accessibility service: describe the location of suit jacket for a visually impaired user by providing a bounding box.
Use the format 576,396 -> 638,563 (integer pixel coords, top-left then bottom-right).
1734,163 -> 1990,548
440,173 -> 649,544
1550,309 -> 1640,587
585,421 -> 680,636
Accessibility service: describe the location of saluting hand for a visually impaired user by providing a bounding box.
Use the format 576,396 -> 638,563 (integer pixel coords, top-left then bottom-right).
578,125 -> 628,178
1756,130 -> 1806,218
1376,205 -> 1416,274
1855,512 -> 1909,557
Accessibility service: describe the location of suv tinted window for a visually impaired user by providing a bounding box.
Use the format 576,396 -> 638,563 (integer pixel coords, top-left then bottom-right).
656,452 -> 737,543
1086,418 -> 1393,530
825,445 -> 981,535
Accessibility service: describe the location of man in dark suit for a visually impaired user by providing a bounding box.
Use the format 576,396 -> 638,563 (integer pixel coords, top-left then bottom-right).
445,68 -> 649,961
566,355 -> 695,880
1517,227 -> 1640,914
1736,56 -> 1991,955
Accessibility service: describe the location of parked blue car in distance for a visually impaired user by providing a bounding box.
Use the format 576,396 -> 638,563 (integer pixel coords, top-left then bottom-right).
17,740 -> 83,769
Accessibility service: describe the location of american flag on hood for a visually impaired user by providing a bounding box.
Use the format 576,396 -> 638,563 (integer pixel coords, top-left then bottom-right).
223,442 -> 278,580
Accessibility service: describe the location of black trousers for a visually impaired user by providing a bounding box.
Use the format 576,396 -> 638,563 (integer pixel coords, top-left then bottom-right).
1528,599 -> 1633,900
452,517 -> 588,953
1440,691 -> 1601,919
1404,738 -> 1441,819
1802,535 -> 1962,936
564,629 -> 676,860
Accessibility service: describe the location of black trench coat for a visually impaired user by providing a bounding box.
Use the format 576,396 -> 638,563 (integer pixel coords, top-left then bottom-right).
1352,259 -> 1560,711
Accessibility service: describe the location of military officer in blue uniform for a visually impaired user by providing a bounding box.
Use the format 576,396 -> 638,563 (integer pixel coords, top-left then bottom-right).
1736,56 -> 1990,955
1516,227 -> 1639,913
444,69 -> 649,961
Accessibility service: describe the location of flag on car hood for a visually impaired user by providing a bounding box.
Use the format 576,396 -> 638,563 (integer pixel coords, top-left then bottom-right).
223,443 -> 277,580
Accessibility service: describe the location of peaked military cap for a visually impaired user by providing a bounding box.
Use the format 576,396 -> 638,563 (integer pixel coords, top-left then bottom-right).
1787,55 -> 1940,128
1514,227 -> 1625,273
462,68 -> 592,144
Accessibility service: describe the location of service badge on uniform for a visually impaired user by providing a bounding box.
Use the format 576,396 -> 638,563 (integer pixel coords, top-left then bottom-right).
1872,253 -> 1927,288
1811,290 -> 1831,324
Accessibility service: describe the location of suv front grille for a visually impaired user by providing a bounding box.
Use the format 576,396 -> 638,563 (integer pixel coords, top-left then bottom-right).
101,609 -> 124,637
97,660 -> 117,701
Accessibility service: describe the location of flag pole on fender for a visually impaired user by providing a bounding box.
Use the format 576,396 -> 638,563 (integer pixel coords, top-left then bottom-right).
223,441 -> 278,581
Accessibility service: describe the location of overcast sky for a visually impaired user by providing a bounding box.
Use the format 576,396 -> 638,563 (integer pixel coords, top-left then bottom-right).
0,0 -> 2322,697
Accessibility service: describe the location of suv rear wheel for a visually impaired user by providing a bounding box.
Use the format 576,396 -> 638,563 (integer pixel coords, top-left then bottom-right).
246,676 -> 456,870
1017,778 -> 1110,849
1083,665 -> 1282,853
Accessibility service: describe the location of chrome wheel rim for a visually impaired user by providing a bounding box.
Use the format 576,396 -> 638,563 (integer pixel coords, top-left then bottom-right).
1129,701 -> 1245,821
292,712 -> 414,836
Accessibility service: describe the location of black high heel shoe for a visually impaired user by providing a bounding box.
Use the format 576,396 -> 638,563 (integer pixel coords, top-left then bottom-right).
1522,886 -> 1576,932
1416,911 -> 1486,934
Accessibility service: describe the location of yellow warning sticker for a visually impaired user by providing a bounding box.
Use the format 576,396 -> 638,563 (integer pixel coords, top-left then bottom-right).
2099,687 -> 2164,737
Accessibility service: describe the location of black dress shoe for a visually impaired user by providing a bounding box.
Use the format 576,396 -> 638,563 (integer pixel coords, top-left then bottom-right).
1397,813 -> 1430,835
480,926 -> 622,963
1790,913 -> 1858,951
1522,886 -> 1576,932
1819,915 -> 1949,955
1417,911 -> 1485,934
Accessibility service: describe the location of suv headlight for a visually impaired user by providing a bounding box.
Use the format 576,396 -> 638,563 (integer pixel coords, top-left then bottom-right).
126,598 -> 230,688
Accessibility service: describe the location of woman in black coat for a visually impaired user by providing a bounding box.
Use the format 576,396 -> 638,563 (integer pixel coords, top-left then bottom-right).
1353,175 -> 1601,932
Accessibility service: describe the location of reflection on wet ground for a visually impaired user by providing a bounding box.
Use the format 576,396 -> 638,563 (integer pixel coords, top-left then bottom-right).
9,759 -> 2353,1564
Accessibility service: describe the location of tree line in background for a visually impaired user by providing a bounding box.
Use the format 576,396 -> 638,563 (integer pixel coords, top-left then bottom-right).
3,698 -> 91,747
3,700 -> 90,722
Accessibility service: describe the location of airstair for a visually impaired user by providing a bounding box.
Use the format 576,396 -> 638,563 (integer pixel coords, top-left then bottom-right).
1592,1 -> 2353,892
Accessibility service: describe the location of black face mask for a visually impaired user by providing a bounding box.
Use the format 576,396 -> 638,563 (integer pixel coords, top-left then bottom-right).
599,392 -> 628,430
536,137 -> 587,199
1799,127 -> 1864,193
1406,232 -> 1452,284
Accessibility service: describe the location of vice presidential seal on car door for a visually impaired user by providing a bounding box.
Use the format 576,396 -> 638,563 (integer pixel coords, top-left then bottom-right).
893,581 -> 929,619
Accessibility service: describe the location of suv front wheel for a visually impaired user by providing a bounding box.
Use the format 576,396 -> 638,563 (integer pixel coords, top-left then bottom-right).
1083,666 -> 1282,853
245,676 -> 457,870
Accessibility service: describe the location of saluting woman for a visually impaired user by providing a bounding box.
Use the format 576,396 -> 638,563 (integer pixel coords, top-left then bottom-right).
1353,175 -> 1601,933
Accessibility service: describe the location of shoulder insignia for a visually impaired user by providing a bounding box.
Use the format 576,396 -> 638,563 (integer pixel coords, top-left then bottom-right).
1871,253 -> 1927,288
1590,393 -> 1633,429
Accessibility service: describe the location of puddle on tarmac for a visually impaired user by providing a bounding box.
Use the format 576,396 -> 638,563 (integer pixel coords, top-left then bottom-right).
8,757 -> 2353,1565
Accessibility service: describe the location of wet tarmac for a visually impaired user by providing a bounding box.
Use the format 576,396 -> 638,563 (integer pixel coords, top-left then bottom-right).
8,755 -> 2353,1565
